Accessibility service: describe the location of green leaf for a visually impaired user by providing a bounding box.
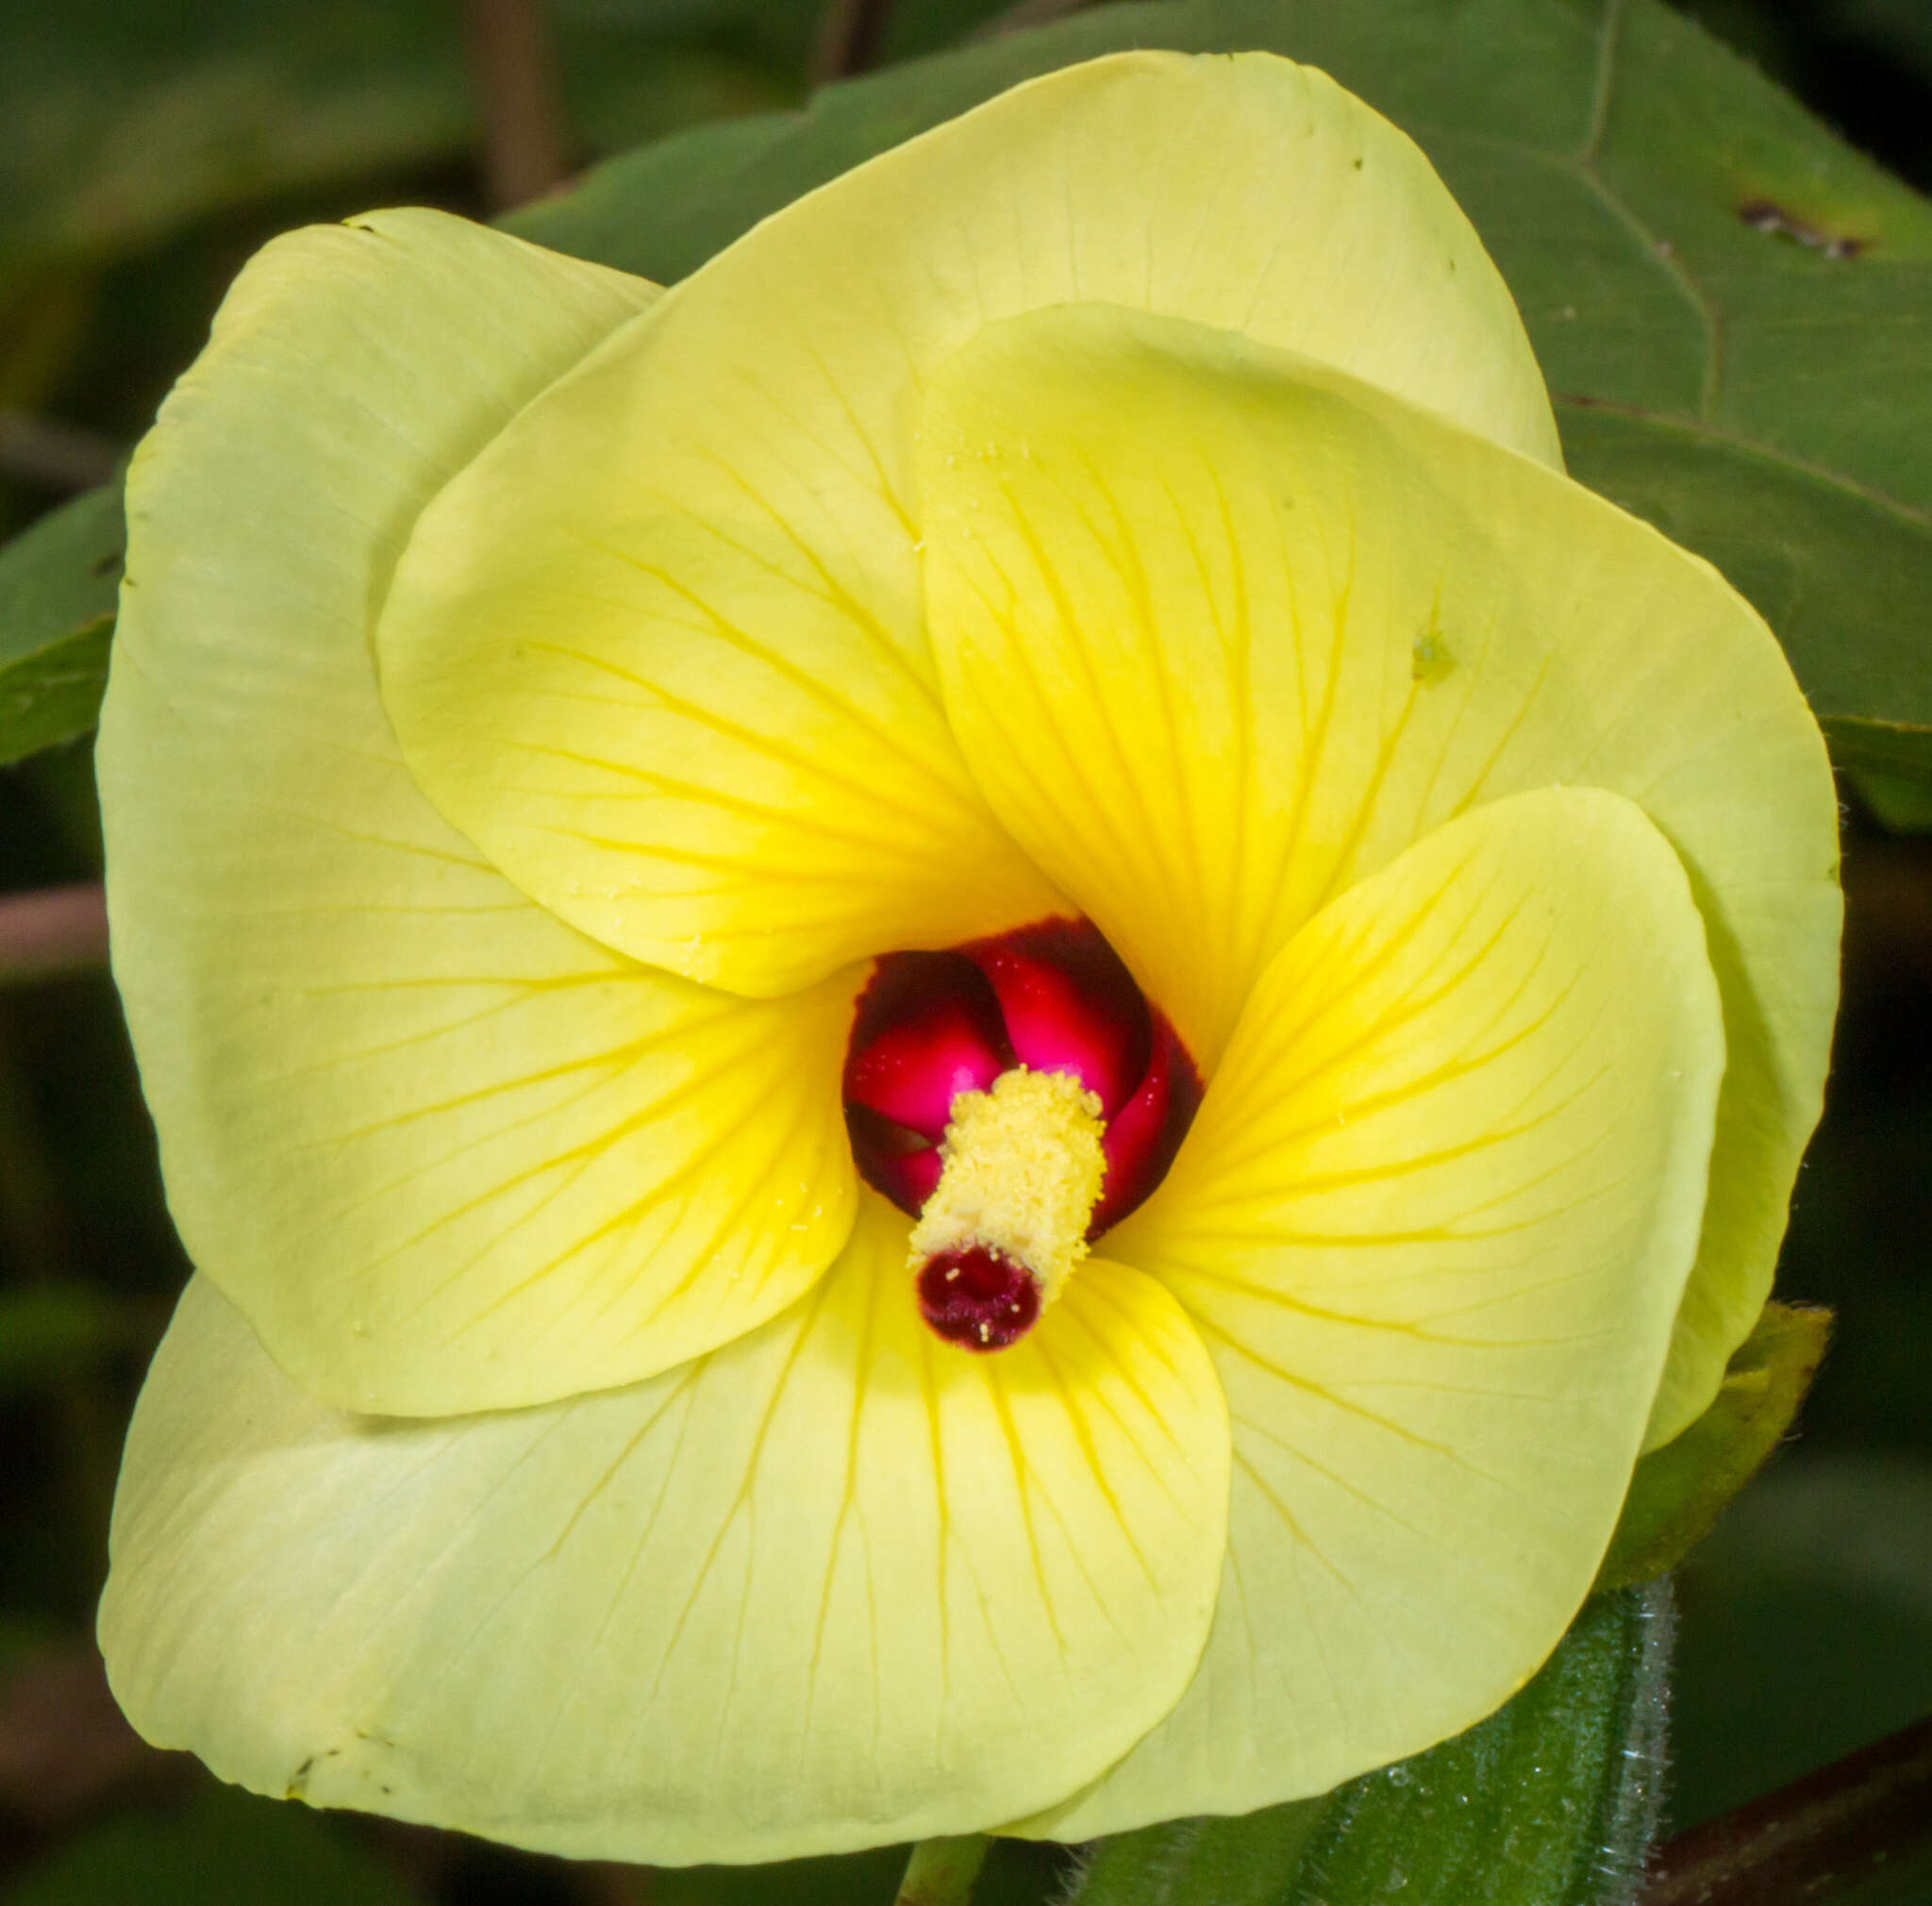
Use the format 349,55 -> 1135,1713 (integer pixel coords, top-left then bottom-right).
0,0 -> 815,293
1065,1583 -> 1673,1906
513,0 -> 1932,779
1557,408 -> 1932,779
653,1846 -> 909,1906
1595,1301 -> 1833,1594
0,1284 -> 133,1397
0,1614 -> 59,1680
2,2 -> 464,285
1669,1452 -> 1932,1834
0,479 -> 121,765
649,1836 -> 1066,1904
0,1784 -> 426,1906
17,0 -> 1932,767
0,0 -> 818,428
647,1837 -> 1072,1905
1850,768 -> 1932,832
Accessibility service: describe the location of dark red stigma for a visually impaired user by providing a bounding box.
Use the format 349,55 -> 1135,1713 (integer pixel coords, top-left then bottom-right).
843,917 -> 1203,1348
916,1247 -> 1041,1351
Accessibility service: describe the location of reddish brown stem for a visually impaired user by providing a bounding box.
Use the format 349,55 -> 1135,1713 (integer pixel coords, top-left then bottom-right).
1642,1715 -> 1932,1906
0,412 -> 120,493
0,882 -> 108,986
461,0 -> 571,210
810,0 -> 896,80
969,0 -> 1099,41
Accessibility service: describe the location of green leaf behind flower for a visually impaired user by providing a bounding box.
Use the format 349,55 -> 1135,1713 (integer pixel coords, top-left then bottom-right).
652,1845 -> 910,1905
1064,1582 -> 1671,1906
511,0 -> 1932,782
1595,1299 -> 1833,1594
1556,408 -> 1932,781
0,480 -> 120,765
9,0 -> 1932,769
0,1785 -> 425,1906
0,1283 -> 136,1397
1850,770 -> 1932,831
0,0 -> 823,295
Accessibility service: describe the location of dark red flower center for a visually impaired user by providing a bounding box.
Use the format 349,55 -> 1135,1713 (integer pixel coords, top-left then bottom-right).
843,917 -> 1201,1351
914,1247 -> 1041,1351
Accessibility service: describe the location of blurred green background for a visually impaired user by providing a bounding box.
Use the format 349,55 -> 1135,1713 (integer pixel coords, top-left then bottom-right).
0,1 -> 1927,1900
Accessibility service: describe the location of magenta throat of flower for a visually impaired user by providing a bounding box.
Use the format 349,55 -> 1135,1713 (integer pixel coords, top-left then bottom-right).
842,917 -> 1201,1351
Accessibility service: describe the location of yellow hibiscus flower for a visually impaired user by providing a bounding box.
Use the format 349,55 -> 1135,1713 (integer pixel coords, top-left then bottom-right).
94,51 -> 1840,1867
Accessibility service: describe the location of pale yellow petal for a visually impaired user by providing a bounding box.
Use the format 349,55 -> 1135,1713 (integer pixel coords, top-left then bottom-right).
100,1199 -> 1229,1864
917,302 -> 1838,1444
1020,786 -> 1724,1835
99,209 -> 858,1414
373,49 -> 1551,998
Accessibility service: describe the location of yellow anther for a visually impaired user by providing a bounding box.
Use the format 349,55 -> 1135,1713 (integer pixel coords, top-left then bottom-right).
908,1066 -> 1108,1310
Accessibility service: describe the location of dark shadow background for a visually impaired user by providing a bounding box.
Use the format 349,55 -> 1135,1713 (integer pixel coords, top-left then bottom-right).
0,1 -> 1927,1899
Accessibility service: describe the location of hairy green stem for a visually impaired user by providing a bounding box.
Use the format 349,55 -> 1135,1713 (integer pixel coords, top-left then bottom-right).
894,1833 -> 991,1906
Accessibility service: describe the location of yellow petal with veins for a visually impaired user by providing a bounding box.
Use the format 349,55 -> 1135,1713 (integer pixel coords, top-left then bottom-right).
1021,786 -> 1724,1834
99,209 -> 860,1415
99,1195 -> 1228,1864
918,302 -> 1838,1446
373,49 -> 1551,998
